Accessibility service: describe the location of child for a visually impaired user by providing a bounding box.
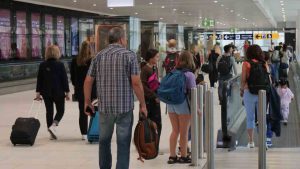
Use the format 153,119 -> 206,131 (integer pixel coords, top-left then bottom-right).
276,79 -> 294,125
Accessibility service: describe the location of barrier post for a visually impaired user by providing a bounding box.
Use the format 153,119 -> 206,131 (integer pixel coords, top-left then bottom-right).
203,83 -> 208,153
191,88 -> 199,166
197,85 -> 204,159
258,90 -> 266,169
206,90 -> 214,169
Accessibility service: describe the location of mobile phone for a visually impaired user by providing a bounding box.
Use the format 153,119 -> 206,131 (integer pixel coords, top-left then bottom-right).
86,106 -> 95,117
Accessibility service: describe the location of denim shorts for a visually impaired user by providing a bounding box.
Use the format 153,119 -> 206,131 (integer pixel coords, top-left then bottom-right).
167,99 -> 191,115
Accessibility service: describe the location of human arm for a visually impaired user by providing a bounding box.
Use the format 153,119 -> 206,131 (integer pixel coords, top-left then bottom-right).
231,57 -> 238,75
84,75 -> 95,116
61,63 -> 70,100
240,62 -> 249,97
132,75 -> 147,117
70,58 -> 77,87
35,63 -> 43,100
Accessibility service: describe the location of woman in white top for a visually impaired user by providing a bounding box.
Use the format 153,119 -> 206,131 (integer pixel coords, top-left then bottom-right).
280,44 -> 291,77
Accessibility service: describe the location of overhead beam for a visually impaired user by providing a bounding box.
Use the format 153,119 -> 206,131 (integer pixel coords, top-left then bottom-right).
253,0 -> 277,28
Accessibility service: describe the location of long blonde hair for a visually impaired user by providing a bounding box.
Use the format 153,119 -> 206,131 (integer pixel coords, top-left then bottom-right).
77,41 -> 92,66
176,50 -> 195,70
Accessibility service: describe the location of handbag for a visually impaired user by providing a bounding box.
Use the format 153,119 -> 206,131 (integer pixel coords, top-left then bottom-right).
147,67 -> 160,91
201,62 -> 213,74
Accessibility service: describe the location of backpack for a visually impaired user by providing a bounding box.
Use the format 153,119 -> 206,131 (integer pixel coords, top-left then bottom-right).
163,52 -> 179,74
247,60 -> 270,95
134,115 -> 159,162
157,69 -> 187,104
217,56 -> 232,76
271,50 -> 280,63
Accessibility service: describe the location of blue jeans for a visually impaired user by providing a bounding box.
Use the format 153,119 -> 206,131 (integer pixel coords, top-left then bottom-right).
243,89 -> 258,129
99,111 -> 134,169
272,62 -> 280,82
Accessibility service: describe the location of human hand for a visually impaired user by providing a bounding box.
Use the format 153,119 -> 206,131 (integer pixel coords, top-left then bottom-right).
155,98 -> 160,104
84,102 -> 95,116
35,92 -> 42,101
65,93 -> 70,101
140,104 -> 148,118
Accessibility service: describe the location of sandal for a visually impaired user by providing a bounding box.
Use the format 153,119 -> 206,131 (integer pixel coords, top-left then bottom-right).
178,156 -> 192,164
167,156 -> 178,164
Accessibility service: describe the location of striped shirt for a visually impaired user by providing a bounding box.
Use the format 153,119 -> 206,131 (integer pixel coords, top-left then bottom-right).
87,44 -> 140,115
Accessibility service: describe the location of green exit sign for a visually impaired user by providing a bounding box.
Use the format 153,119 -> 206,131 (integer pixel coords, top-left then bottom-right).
202,18 -> 215,28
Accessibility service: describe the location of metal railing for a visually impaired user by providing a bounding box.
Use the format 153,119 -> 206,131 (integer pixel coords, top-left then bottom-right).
258,90 -> 266,169
218,74 -> 245,148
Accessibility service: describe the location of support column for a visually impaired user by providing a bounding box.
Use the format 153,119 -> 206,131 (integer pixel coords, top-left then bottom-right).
296,10 -> 300,57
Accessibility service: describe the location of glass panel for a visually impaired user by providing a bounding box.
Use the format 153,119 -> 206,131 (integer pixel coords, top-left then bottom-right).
65,18 -> 71,57
129,17 -> 140,53
57,16 -> 65,56
71,18 -> 78,56
31,13 -> 41,59
0,9 -> 11,60
79,19 -> 94,55
45,15 -> 53,47
16,11 -> 27,59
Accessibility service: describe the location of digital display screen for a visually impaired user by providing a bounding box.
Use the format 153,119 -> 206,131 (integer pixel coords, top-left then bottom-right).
0,9 -> 11,60
16,11 -> 27,59
57,16 -> 65,56
45,15 -> 53,47
71,18 -> 78,56
31,13 -> 41,58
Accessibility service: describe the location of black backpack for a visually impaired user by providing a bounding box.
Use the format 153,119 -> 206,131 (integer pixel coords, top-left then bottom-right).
217,56 -> 232,76
163,52 -> 179,74
247,60 -> 270,95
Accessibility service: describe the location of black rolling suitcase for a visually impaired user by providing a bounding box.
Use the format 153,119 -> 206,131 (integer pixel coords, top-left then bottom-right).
10,99 -> 42,146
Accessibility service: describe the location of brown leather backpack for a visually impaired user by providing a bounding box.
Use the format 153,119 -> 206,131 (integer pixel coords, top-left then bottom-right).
133,115 -> 159,162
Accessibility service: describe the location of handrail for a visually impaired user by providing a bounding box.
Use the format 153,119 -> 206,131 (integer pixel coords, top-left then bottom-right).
218,74 -> 245,148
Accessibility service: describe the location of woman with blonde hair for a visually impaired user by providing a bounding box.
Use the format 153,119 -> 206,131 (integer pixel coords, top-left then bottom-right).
71,41 -> 97,140
36,45 -> 70,140
167,51 -> 196,164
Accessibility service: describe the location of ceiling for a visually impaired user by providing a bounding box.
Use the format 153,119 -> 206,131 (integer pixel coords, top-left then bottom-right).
14,0 -> 300,29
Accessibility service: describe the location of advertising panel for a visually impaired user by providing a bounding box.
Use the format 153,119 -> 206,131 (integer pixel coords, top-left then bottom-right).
32,13 -> 41,58
45,15 -> 53,47
57,16 -> 65,56
0,9 -> 10,60
16,11 -> 27,59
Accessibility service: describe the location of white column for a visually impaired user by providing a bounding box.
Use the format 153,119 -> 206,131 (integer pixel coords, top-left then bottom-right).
296,10 -> 300,57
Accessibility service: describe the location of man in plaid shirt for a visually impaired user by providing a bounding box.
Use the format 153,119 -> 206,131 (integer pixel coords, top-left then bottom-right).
84,27 -> 147,169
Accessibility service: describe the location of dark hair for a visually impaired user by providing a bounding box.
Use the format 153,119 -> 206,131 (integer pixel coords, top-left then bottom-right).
108,27 -> 125,44
223,45 -> 232,53
246,44 -> 264,61
279,78 -> 288,86
282,44 -> 287,52
144,49 -> 158,62
263,51 -> 270,62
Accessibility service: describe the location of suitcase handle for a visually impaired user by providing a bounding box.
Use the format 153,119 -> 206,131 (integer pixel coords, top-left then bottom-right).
27,99 -> 43,119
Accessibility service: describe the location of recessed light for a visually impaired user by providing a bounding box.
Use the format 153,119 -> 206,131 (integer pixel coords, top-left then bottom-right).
230,10 -> 234,13
199,16 -> 202,19
149,2 -> 153,5
161,6 -> 165,8
280,1 -> 284,3
93,4 -> 96,6
221,4 -> 224,7
214,1 -> 218,3
237,14 -> 241,16
73,0 -> 77,2
173,8 -> 177,11
160,17 -> 163,20
135,12 -> 138,15
281,3 -> 284,6
182,11 -> 185,14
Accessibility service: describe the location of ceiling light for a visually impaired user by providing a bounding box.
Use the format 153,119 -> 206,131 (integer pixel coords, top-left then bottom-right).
182,11 -> 185,14
93,4 -> 96,6
199,16 -> 202,19
230,10 -> 234,13
149,2 -> 153,5
281,3 -> 284,6
280,1 -> 284,3
173,8 -> 177,11
214,1 -> 218,3
73,0 -> 77,2
237,14 -> 241,16
221,4 -> 224,7
160,17 -> 163,20
161,6 -> 165,8
135,12 -> 138,15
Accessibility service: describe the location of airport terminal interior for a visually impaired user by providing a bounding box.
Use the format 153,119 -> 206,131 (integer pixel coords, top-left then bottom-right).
1,0 -> 300,168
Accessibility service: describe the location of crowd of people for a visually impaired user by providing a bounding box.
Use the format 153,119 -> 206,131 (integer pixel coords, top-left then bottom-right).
34,26 -> 295,169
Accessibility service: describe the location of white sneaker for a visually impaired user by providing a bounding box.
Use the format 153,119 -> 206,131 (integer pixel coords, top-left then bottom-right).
247,142 -> 255,148
48,125 -> 57,140
82,135 -> 87,140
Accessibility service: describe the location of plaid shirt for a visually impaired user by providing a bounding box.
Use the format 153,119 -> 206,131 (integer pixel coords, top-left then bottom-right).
87,44 -> 140,115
